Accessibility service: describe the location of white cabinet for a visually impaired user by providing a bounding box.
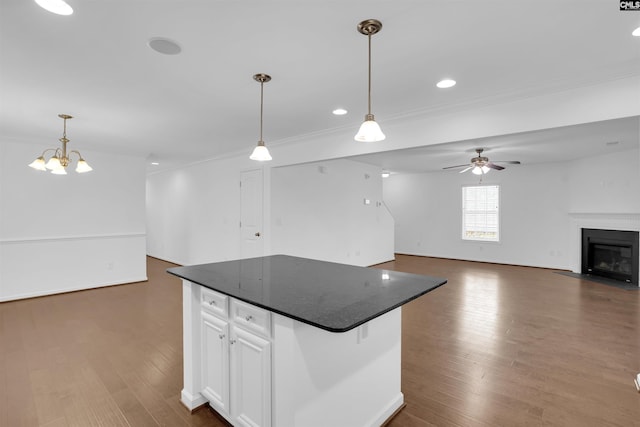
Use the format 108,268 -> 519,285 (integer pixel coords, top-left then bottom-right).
231,327 -> 271,427
200,288 -> 271,427
201,312 -> 230,414
181,280 -> 403,427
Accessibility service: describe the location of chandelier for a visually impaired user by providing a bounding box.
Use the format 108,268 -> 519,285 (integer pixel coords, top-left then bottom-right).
28,114 -> 93,175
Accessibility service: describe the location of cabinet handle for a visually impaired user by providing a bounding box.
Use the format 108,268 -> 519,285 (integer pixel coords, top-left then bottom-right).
209,300 -> 216,305
245,315 -> 253,322
230,339 -> 236,345
218,334 -> 225,340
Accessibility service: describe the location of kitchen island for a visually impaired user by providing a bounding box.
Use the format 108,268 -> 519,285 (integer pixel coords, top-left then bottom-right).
168,255 -> 446,427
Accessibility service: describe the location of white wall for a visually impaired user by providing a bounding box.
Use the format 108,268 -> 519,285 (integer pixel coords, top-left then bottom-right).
271,159 -> 394,266
146,77 -> 639,271
0,140 -> 147,301
567,149 -> 640,214
146,157 -> 246,266
147,157 -> 394,267
384,148 -> 640,270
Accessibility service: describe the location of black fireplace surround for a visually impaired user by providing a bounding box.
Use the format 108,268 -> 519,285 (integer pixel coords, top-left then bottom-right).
581,228 -> 639,285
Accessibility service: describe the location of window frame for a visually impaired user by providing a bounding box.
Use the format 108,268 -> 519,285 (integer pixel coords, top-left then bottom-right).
461,184 -> 500,243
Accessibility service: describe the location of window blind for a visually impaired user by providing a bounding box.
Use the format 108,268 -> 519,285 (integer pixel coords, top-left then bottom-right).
462,185 -> 499,242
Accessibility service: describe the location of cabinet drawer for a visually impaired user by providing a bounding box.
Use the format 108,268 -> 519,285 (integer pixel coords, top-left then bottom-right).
230,300 -> 271,338
201,288 -> 228,318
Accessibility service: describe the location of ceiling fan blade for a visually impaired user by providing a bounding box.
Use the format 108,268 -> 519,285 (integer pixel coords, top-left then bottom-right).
458,166 -> 473,174
442,164 -> 471,170
486,162 -> 504,170
494,160 -> 521,165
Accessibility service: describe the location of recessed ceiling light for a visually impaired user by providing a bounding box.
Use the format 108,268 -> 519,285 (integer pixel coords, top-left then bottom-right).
35,0 -> 73,15
151,162 -> 160,165
148,37 -> 182,55
633,27 -> 640,37
381,171 -> 390,178
437,79 -> 456,89
605,141 -> 619,146
332,108 -> 348,115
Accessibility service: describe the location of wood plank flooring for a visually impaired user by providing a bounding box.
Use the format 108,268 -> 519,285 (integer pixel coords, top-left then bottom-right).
1,255 -> 639,426
378,256 -> 640,427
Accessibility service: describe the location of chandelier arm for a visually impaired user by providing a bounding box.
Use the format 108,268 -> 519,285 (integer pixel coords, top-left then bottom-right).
69,150 -> 83,160
40,148 -> 58,157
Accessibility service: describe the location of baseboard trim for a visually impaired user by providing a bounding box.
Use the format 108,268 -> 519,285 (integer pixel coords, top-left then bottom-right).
370,392 -> 405,427
0,233 -> 146,245
180,389 -> 208,412
147,254 -> 183,266
0,276 -> 148,302
381,402 -> 407,426
393,253 -> 567,272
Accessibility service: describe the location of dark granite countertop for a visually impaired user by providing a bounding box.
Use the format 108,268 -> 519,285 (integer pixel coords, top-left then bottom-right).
167,255 -> 446,333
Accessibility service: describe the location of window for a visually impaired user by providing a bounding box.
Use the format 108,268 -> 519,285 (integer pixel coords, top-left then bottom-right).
462,185 -> 499,242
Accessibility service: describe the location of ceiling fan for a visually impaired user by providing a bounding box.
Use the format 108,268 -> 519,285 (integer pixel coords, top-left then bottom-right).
442,148 -> 521,175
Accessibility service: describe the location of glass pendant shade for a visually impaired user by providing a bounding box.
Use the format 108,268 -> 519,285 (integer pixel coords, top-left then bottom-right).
28,156 -> 47,171
355,115 -> 386,142
51,166 -> 67,175
45,156 -> 62,170
249,142 -> 272,161
472,165 -> 491,175
35,0 -> 73,15
75,159 -> 93,173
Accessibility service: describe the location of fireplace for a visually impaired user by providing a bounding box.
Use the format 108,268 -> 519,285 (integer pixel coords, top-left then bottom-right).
582,228 -> 639,285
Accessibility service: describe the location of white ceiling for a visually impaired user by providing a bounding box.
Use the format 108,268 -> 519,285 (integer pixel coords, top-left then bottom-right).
1,1 -> 639,172
348,116 -> 640,173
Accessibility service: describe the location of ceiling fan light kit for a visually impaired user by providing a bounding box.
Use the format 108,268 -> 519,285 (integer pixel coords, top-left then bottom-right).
442,148 -> 520,180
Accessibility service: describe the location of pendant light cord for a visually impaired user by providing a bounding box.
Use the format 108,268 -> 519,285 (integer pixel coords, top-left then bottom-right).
259,81 -> 264,142
367,32 -> 372,116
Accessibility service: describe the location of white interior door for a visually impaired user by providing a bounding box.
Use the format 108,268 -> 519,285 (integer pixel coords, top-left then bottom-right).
240,169 -> 264,259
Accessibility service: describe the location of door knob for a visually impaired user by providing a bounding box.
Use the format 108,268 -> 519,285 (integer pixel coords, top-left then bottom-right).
255,232 -> 261,237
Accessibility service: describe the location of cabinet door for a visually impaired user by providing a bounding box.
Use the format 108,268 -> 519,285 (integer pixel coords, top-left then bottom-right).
201,312 -> 230,416
231,327 -> 272,427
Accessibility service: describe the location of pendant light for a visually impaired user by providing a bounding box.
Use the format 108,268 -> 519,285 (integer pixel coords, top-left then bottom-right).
355,19 -> 385,142
250,73 -> 273,161
28,114 -> 93,174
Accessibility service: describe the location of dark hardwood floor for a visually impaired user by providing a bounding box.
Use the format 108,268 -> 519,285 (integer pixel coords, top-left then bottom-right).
1,255 -> 639,426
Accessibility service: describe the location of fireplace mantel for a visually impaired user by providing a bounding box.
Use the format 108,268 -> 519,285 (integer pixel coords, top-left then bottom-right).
569,213 -> 640,287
